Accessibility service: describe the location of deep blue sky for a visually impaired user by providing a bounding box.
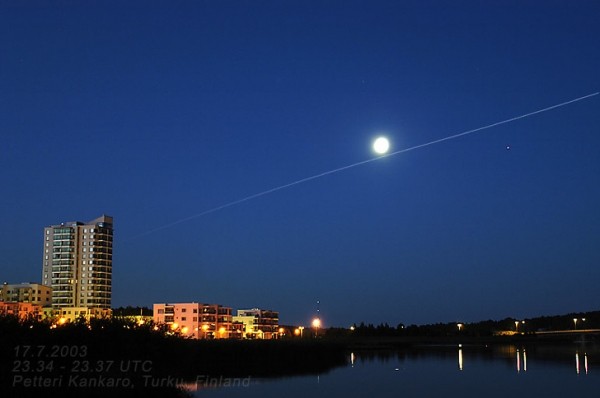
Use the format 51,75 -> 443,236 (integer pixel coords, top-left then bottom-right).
1,1 -> 599,327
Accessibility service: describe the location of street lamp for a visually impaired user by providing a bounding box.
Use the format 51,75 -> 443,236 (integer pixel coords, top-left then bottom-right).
574,318 -> 586,330
312,318 -> 321,337
457,323 -> 463,332
201,324 -> 209,338
515,320 -> 525,333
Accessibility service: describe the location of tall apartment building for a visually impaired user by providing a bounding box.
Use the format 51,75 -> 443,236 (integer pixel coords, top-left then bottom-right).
42,215 -> 113,309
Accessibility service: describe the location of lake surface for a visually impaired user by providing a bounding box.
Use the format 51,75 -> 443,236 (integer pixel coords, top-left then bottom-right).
192,344 -> 598,397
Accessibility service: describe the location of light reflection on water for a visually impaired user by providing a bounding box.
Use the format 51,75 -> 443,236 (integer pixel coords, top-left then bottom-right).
194,344 -> 598,397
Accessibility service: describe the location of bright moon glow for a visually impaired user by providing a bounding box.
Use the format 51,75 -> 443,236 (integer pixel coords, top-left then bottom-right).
373,137 -> 390,154
132,92 -> 598,239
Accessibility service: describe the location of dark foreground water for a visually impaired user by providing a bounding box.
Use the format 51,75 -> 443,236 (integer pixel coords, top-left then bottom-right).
192,344 -> 598,397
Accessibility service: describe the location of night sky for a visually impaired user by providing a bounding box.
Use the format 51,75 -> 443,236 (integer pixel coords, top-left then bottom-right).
2,1 -> 599,327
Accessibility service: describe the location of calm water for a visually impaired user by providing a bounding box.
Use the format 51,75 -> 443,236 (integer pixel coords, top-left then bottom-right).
192,344 -> 598,397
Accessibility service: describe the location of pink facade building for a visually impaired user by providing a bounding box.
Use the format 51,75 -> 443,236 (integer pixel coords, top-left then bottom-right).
153,303 -> 235,339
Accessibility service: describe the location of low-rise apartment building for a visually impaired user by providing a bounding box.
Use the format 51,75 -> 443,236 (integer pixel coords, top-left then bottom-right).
1,282 -> 52,306
233,308 -> 280,339
153,302 -> 233,339
0,302 -> 43,320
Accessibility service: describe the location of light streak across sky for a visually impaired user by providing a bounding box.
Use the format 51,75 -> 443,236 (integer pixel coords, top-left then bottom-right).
131,92 -> 598,239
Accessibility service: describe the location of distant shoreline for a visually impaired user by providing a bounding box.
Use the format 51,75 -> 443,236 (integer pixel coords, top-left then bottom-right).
337,332 -> 600,349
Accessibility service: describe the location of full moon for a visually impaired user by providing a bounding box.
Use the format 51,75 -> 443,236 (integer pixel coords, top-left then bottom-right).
373,137 -> 390,154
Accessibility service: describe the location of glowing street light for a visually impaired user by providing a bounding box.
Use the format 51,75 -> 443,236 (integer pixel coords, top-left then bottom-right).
312,318 -> 321,337
573,318 -> 586,330
457,323 -> 463,332
515,320 -> 525,333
